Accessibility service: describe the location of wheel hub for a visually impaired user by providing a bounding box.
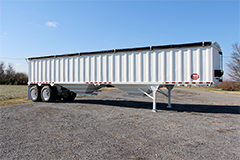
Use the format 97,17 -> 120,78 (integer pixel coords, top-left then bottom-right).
31,89 -> 38,100
42,89 -> 50,101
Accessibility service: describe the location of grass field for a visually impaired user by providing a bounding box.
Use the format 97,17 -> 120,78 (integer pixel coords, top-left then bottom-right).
178,86 -> 240,95
0,85 -> 31,106
0,85 -> 239,107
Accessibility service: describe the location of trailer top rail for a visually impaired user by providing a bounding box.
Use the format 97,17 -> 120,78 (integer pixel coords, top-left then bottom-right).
26,41 -> 212,60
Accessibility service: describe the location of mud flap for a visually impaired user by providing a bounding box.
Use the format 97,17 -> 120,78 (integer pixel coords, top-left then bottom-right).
27,86 -> 31,100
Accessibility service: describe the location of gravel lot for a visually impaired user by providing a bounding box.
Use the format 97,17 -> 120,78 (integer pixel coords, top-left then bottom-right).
1,88 -> 239,159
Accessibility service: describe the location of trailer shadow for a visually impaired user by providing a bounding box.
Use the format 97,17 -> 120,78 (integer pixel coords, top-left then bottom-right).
69,99 -> 240,114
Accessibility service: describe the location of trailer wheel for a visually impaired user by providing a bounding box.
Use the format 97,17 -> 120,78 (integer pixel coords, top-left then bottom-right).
29,85 -> 41,102
63,91 -> 76,102
41,86 -> 55,102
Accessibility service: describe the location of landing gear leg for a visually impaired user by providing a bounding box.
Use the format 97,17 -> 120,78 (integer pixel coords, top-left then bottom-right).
166,85 -> 174,108
148,85 -> 159,112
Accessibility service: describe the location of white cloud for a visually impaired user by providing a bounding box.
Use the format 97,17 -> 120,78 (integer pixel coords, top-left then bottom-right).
45,21 -> 58,28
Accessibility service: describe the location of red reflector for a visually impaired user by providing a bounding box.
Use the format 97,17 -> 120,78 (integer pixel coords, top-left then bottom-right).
109,82 -> 112,84
178,82 -> 182,84
192,82 -> 196,84
206,82 -> 210,84
90,82 -> 93,84
86,82 -> 89,84
166,82 -> 169,84
99,82 -> 102,84
95,82 -> 98,84
172,82 -> 176,84
199,82 -> 203,84
104,82 -> 107,84
52,82 -> 54,84
185,82 -> 189,84
191,73 -> 199,80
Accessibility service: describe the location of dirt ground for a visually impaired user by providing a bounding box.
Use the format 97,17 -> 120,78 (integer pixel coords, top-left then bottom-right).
0,88 -> 239,159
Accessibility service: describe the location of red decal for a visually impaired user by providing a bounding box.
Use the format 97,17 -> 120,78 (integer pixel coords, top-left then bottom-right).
191,73 -> 199,80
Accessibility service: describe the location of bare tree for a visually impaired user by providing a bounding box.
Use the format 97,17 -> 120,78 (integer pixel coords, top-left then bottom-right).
0,61 -> 5,76
5,63 -> 15,76
227,42 -> 240,82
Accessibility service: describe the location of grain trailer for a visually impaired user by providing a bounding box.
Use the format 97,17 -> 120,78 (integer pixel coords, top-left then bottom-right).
26,41 -> 223,112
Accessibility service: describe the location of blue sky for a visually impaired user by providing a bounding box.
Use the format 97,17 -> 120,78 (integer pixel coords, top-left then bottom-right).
0,0 -> 239,79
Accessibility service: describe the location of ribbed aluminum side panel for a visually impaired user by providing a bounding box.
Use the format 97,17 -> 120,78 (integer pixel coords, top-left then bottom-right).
28,46 -> 219,84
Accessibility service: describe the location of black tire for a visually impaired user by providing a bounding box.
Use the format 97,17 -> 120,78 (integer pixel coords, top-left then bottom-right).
40,85 -> 55,102
29,85 -> 41,102
63,91 -> 76,102
52,87 -> 61,101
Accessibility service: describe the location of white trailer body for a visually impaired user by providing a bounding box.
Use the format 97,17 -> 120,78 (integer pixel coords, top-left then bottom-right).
26,41 -> 223,112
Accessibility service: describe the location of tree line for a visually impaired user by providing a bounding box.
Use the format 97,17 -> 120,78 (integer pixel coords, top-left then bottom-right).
0,61 -> 28,85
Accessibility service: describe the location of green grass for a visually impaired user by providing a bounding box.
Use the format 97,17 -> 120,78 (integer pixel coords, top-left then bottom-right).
177,86 -> 240,95
0,85 -> 31,106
